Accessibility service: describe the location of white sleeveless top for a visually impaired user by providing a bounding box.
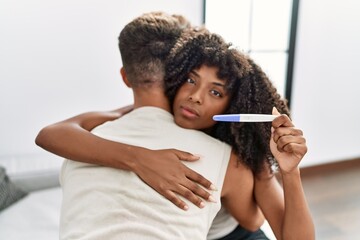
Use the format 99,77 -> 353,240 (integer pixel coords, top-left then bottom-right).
207,207 -> 239,239
60,107 -> 232,240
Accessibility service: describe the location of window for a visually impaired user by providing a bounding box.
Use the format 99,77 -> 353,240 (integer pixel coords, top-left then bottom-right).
205,0 -> 298,103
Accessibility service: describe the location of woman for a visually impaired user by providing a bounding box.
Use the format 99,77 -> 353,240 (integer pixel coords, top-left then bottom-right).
36,29 -> 314,239
163,29 -> 314,239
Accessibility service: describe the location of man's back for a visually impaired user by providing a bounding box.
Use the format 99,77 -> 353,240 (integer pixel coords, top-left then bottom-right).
60,107 -> 231,240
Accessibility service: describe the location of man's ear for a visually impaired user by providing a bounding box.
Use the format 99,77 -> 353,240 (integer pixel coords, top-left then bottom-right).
120,67 -> 131,88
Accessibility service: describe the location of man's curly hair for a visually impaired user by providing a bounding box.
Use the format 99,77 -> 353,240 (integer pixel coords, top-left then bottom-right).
165,29 -> 290,174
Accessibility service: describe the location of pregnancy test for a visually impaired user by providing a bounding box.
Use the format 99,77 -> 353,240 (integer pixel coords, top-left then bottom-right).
213,114 -> 277,122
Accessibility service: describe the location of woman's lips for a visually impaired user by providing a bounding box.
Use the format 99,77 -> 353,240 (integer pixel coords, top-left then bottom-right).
180,105 -> 199,119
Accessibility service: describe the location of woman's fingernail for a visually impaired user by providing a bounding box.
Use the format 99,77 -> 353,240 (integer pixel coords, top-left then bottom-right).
209,184 -> 218,191
272,106 -> 280,115
208,195 -> 217,203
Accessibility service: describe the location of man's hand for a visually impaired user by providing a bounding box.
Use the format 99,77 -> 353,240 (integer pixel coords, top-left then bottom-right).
270,108 -> 307,174
133,148 -> 216,210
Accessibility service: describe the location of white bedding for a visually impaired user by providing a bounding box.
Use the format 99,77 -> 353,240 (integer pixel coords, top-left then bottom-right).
0,187 -> 61,240
0,187 -> 275,240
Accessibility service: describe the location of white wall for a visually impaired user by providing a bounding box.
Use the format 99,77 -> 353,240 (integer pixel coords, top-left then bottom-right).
2,0 -> 359,170
291,0 -> 360,166
0,0 -> 203,172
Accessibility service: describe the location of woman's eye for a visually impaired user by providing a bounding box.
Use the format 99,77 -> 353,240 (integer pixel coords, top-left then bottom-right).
186,78 -> 195,84
210,89 -> 222,97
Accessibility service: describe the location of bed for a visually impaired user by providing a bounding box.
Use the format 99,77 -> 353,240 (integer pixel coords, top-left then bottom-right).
0,155 -> 275,240
0,187 -> 61,240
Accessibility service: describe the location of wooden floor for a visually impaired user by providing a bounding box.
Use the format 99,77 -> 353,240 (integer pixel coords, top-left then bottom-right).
300,158 -> 360,240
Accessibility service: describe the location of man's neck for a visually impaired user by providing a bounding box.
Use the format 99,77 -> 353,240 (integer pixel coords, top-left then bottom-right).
132,88 -> 171,112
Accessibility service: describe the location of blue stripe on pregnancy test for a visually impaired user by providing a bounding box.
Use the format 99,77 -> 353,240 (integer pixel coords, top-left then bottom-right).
213,114 -> 277,122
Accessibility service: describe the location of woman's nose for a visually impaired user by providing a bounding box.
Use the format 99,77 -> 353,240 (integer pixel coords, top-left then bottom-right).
188,89 -> 203,104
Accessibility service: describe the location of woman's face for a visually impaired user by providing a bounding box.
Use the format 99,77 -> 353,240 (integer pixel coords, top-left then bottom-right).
173,65 -> 230,130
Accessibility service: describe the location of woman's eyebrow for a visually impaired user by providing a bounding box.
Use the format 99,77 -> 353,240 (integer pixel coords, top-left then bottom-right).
212,81 -> 225,87
191,69 -> 226,87
190,70 -> 199,77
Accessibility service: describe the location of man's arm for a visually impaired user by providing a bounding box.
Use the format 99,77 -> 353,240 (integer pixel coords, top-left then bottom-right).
254,109 -> 315,240
35,106 -> 215,210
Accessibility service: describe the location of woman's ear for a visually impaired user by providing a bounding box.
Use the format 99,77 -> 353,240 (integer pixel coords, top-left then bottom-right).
120,67 -> 131,88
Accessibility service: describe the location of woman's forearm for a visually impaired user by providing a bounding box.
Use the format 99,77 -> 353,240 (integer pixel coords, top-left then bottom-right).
281,168 -> 315,240
35,107 -> 214,209
254,174 -> 284,239
255,169 -> 315,240
35,121 -> 140,171
35,106 -> 140,170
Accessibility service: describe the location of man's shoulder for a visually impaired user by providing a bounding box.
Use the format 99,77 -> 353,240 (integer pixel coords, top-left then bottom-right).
174,126 -> 230,148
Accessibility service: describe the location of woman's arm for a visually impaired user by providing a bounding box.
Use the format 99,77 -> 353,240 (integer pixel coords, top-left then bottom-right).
35,105 -> 134,169
221,152 -> 265,232
35,105 -> 215,210
254,109 -> 315,240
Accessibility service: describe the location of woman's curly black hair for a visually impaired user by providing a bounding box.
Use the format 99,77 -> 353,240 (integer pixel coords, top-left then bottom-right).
164,28 -> 290,175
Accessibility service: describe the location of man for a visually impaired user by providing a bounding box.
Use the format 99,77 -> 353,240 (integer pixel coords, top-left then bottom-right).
36,12 -> 267,239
